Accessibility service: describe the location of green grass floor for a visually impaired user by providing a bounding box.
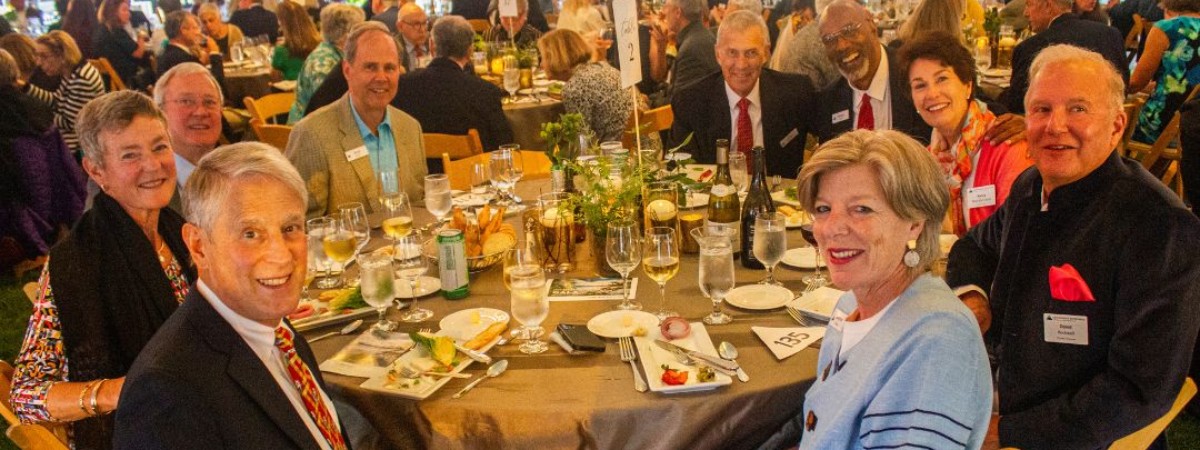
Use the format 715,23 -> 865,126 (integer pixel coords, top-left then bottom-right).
0,272 -> 1198,449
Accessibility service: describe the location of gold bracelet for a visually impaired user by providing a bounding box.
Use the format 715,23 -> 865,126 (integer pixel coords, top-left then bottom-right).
77,381 -> 95,416
89,379 -> 107,416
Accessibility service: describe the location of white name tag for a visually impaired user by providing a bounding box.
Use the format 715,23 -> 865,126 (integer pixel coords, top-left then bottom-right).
829,308 -> 848,332
1044,313 -> 1088,346
780,128 -> 800,148
832,110 -> 850,124
965,185 -> 997,209
344,146 -> 368,162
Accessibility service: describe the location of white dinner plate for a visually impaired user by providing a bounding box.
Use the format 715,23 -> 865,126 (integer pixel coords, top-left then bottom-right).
633,323 -> 733,393
452,191 -> 494,208
394,275 -> 441,299
517,88 -> 549,94
682,192 -> 709,209
438,308 -> 510,342
587,310 -> 659,339
789,286 -> 845,321
665,152 -> 692,161
771,190 -> 801,207
725,284 -> 794,310
982,68 -> 1012,78
780,247 -> 825,269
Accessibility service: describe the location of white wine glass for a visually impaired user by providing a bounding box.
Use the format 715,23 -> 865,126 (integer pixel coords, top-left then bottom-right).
643,227 -> 680,320
424,174 -> 453,230
338,202 -> 371,251
380,191 -> 414,243
322,216 -> 359,288
470,162 -> 492,197
502,55 -> 520,102
490,146 -> 524,205
729,152 -> 748,196
307,216 -> 341,289
510,265 -> 549,354
697,228 -> 735,325
754,212 -> 787,285
303,241 -> 318,301
799,209 -> 829,291
359,252 -> 397,331
606,222 -> 642,311
396,233 -> 433,322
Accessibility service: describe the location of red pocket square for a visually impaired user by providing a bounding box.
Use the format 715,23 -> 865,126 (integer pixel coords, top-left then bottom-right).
1049,264 -> 1096,302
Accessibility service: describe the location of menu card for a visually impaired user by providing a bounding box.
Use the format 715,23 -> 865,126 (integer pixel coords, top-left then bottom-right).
318,330 -> 415,378
545,277 -> 639,301
752,326 -> 825,360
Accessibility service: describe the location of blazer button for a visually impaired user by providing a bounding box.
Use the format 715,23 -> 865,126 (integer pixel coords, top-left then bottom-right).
806,411 -> 817,432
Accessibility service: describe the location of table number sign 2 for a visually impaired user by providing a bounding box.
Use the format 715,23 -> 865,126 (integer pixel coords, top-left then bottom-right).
612,0 -> 642,89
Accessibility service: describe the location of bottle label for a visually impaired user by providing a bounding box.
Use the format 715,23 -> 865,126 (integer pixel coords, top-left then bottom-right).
710,183 -> 732,197
437,229 -> 470,298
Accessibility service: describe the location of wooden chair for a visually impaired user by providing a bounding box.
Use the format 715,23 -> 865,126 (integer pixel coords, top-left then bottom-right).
22,282 -> 38,304
468,19 -> 491,34
1108,377 -> 1197,450
7,423 -> 70,450
1125,14 -> 1145,63
1,360 -> 18,427
441,150 -> 552,191
243,92 -> 296,125
249,119 -> 292,152
622,105 -> 675,149
423,130 -> 484,161
87,58 -> 126,92
1123,84 -> 1200,198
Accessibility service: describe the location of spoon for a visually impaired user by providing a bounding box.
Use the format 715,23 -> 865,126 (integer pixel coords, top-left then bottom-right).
452,359 -> 508,399
718,341 -> 750,383
307,319 -> 363,343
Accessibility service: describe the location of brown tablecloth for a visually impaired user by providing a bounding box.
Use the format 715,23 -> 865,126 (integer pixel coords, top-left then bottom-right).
224,67 -> 272,106
503,98 -> 565,152
307,180 -> 819,450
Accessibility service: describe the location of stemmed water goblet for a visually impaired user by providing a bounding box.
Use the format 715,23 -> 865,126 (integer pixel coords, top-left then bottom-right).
396,233 -> 433,322
696,226 -> 735,325
470,162 -> 492,198
510,264 -> 550,354
729,152 -> 748,196
502,55 -> 520,103
359,252 -> 397,331
503,245 -> 540,340
424,174 -> 453,230
606,221 -> 643,311
754,212 -> 787,285
490,145 -> 524,205
643,227 -> 680,320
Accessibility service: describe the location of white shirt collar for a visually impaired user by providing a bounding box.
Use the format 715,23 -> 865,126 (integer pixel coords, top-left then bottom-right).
174,153 -> 196,187
724,79 -> 762,111
853,45 -> 889,102
196,279 -> 281,362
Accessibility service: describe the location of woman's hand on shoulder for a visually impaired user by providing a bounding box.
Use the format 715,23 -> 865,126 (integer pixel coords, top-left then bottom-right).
960,291 -> 992,333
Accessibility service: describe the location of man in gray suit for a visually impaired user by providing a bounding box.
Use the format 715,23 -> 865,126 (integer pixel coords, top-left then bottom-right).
286,21 -> 427,219
658,0 -> 718,93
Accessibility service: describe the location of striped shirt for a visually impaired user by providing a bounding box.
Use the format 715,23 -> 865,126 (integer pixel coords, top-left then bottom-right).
26,62 -> 106,154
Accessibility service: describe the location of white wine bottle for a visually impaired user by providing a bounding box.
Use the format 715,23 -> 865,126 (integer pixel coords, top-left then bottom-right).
706,139 -> 741,254
740,146 -> 774,269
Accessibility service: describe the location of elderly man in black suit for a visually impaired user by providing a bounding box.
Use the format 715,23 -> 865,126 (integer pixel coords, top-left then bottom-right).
229,0 -> 279,42
1003,0 -> 1127,114
659,0 -> 718,95
114,142 -> 353,450
395,15 -> 512,156
670,10 -> 816,177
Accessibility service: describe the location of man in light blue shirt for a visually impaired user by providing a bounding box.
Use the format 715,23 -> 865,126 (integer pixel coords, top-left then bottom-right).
154,62 -> 224,215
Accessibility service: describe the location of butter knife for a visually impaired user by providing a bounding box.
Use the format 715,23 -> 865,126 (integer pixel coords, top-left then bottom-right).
653,340 -> 739,371
454,343 -> 493,364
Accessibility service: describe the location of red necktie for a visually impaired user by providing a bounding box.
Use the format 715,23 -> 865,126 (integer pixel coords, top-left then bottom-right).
736,97 -> 753,157
275,326 -> 348,450
856,93 -> 874,131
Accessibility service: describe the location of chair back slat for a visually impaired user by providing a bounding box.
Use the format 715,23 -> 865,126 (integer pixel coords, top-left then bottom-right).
423,130 -> 484,161
243,92 -> 296,124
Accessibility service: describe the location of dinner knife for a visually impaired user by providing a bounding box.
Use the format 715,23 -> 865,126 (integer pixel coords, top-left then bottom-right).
653,340 -> 739,371
455,343 -> 493,364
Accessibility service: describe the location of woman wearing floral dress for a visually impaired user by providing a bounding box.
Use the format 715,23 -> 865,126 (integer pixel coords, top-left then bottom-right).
1129,0 -> 1200,144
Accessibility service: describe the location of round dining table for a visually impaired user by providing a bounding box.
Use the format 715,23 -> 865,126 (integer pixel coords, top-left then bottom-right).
502,95 -> 565,152
306,179 -> 820,450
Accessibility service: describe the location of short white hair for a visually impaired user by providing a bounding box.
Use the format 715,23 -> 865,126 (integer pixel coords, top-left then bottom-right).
1027,44 -> 1124,116
184,142 -> 307,232
320,3 -> 366,45
153,62 -> 224,106
717,10 -> 769,46
727,0 -> 763,16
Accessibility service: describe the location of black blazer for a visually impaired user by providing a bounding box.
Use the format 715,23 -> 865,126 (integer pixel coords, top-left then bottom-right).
114,290 -> 350,450
1003,14 -> 1128,114
813,45 -> 932,145
395,57 -> 513,152
669,68 -> 817,177
156,45 -> 198,78
229,5 -> 280,43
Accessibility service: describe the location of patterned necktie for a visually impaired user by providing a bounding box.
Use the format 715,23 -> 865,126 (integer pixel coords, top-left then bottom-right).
856,93 -> 874,131
736,97 -> 753,157
274,326 -> 348,450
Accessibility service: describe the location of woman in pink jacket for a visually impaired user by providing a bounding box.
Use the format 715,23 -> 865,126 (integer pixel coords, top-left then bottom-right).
900,31 -> 1031,236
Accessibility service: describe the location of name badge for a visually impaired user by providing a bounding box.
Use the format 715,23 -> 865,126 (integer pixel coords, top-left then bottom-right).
780,128 -> 800,148
344,146 -> 368,162
832,110 -> 850,124
965,185 -> 997,209
829,308 -> 848,332
1044,313 -> 1088,346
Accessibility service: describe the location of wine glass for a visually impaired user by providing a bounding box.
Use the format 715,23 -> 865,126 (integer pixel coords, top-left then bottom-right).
307,217 -> 342,289
643,227 -> 680,320
338,202 -> 371,251
470,162 -> 492,197
490,146 -> 524,205
698,229 -> 735,325
501,144 -> 525,202
510,264 -> 550,354
606,222 -> 643,311
754,212 -> 787,285
321,216 -> 359,288
396,233 -> 433,322
380,192 -> 413,243
424,174 -> 453,229
359,252 -> 397,331
728,152 -> 749,196
502,55 -> 520,102
799,209 -> 829,291
303,241 -> 318,301
503,245 -> 540,340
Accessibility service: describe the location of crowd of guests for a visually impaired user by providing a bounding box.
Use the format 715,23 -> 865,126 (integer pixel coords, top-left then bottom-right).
2,0 -> 1200,448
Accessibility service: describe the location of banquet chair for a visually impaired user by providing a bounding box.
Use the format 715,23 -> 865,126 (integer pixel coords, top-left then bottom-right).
243,92 -> 296,125
1125,14 -> 1145,63
468,19 -> 490,34
249,119 -> 293,152
1108,377 -> 1197,450
87,58 -> 126,92
1123,84 -> 1200,198
423,130 -> 484,161
442,150 -> 552,191
22,282 -> 37,304
1,360 -> 17,426
7,423 -> 69,450
622,105 -> 674,149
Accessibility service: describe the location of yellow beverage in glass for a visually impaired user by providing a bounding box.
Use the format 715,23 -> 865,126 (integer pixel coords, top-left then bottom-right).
381,216 -> 413,239
323,231 -> 357,262
642,256 -> 680,283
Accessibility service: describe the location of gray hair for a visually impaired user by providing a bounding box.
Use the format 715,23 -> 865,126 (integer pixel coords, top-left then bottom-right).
320,3 -> 366,46
1027,44 -> 1124,116
164,11 -> 195,40
433,15 -> 474,59
153,62 -> 224,106
672,0 -> 706,23
797,129 -> 949,277
183,142 -> 308,232
717,10 -> 770,45
0,49 -> 17,86
197,2 -> 220,18
727,0 -> 763,16
343,21 -> 394,64
76,91 -> 168,167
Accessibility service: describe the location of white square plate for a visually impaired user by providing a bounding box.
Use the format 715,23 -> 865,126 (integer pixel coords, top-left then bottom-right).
633,323 -> 733,393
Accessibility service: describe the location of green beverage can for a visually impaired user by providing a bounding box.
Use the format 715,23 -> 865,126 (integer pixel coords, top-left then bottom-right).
437,229 -> 470,299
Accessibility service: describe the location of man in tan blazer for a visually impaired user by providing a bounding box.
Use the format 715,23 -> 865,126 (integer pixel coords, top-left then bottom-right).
286,21 -> 427,218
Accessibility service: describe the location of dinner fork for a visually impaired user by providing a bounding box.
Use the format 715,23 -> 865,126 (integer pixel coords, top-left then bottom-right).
619,337 -> 648,392
786,306 -> 813,327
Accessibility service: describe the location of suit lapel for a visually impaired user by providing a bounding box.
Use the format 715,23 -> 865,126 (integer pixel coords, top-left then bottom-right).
759,71 -> 784,152
188,292 -> 322,450
337,97 -> 379,210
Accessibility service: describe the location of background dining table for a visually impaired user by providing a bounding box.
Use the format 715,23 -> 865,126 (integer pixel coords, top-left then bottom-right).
306,179 -> 821,450
502,95 -> 564,152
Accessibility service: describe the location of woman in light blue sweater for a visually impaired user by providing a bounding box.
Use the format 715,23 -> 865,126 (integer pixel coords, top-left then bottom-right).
795,129 -> 992,449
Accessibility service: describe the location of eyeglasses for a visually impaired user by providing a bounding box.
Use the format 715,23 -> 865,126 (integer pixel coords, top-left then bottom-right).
169,97 -> 222,110
820,21 -> 864,45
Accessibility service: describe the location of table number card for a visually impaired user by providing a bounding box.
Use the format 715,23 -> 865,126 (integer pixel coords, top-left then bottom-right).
751,326 -> 825,360
611,0 -> 642,88
498,0 -> 518,18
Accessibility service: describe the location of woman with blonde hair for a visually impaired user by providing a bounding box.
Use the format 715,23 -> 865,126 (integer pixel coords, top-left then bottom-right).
0,33 -> 59,90
19,31 -> 104,155
539,28 -> 636,141
895,0 -> 964,47
272,0 -> 321,81
556,0 -> 605,40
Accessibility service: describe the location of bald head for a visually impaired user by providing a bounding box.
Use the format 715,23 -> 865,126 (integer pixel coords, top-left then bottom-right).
397,3 -> 429,47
